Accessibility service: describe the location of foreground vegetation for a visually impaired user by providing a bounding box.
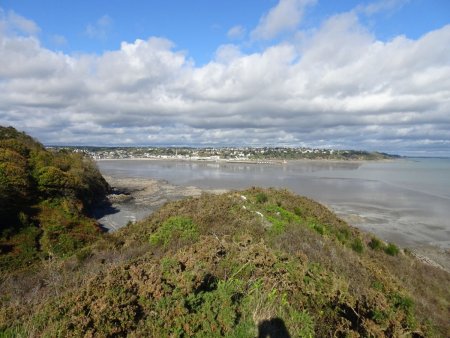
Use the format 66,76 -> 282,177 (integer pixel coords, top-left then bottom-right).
1,187 -> 448,337
0,126 -> 109,271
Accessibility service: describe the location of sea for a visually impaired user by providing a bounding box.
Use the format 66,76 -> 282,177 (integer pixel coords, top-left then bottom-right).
97,158 -> 450,249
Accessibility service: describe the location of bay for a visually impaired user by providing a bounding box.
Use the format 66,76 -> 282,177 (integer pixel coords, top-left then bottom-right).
97,158 -> 450,249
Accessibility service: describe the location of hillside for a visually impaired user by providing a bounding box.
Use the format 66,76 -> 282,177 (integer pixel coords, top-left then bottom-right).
56,145 -> 399,161
1,188 -> 449,337
0,126 -> 109,271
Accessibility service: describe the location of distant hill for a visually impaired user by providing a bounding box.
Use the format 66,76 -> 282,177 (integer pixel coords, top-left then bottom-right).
0,126 -> 109,270
52,145 -> 400,161
1,187 -> 448,336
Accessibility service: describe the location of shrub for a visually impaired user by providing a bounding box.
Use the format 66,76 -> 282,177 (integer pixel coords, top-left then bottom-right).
391,292 -> 416,328
36,166 -> 76,196
391,293 -> 414,312
313,223 -> 325,235
336,228 -> 350,244
384,243 -> 399,256
371,309 -> 388,324
76,247 -> 93,263
371,280 -> 384,291
305,218 -> 328,236
265,205 -> 302,235
293,207 -> 303,217
368,237 -> 383,250
149,216 -> 199,247
255,193 -> 268,204
351,238 -> 364,253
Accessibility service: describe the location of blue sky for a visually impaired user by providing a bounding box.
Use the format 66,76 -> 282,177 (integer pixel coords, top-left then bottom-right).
0,0 -> 450,155
3,0 -> 449,64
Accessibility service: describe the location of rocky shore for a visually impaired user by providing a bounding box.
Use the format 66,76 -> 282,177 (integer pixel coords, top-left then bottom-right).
411,246 -> 450,273
95,176 -> 227,231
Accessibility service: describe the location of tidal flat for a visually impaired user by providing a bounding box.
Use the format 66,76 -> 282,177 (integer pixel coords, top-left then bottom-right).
96,157 -> 450,271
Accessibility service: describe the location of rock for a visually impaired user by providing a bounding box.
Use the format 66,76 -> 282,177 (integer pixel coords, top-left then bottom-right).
108,194 -> 133,203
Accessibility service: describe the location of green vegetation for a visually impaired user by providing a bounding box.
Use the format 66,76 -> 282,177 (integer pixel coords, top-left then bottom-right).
369,237 -> 383,250
149,216 -> 199,247
1,187 -> 448,337
368,237 -> 400,256
255,192 -> 268,203
351,237 -> 364,253
385,242 -> 400,256
0,128 -> 448,336
0,126 -> 109,270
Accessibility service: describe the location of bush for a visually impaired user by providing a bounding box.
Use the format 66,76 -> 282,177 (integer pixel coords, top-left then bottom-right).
255,193 -> 268,204
351,238 -> 364,253
368,237 -> 383,250
384,243 -> 399,256
0,126 -> 109,270
150,216 -> 199,247
293,207 -> 303,217
336,228 -> 350,244
313,223 -> 325,235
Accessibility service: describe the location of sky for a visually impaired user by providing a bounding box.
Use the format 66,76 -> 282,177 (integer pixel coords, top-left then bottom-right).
0,0 -> 449,155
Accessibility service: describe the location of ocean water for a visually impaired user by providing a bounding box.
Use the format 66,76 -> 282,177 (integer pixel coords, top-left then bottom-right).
97,158 -> 450,248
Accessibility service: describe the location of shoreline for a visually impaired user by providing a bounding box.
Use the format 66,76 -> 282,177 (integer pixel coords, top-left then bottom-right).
95,157 -> 397,165
95,175 -> 227,232
98,174 -> 449,273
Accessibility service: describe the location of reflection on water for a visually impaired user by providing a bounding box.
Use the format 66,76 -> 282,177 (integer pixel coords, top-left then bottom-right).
97,158 -> 450,248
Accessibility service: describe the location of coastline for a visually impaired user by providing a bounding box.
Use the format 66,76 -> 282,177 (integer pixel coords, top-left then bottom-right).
95,175 -> 227,231
95,157 -> 397,165
98,174 -> 449,273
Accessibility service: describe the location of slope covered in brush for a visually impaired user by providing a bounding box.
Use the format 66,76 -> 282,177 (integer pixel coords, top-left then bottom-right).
0,126 -> 109,270
1,188 -> 448,337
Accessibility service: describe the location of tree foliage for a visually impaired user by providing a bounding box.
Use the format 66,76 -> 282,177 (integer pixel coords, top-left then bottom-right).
0,126 -> 109,269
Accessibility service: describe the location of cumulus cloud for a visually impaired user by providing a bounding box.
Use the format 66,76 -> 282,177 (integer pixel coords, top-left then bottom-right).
85,15 -> 112,40
0,8 -> 449,154
251,0 -> 316,40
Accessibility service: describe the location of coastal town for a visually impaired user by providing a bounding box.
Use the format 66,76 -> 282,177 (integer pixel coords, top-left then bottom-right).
48,146 -> 398,161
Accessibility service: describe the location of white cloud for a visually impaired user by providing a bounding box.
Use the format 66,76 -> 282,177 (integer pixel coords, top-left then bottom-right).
0,9 -> 40,36
85,15 -> 112,40
251,0 -> 316,40
358,0 -> 410,16
227,25 -> 246,39
51,34 -> 67,46
214,44 -> 243,63
0,9 -> 449,154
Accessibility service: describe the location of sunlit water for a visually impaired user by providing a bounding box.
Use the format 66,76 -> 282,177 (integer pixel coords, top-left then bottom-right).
97,158 -> 450,248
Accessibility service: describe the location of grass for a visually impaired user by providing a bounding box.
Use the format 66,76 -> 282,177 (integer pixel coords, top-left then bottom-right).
351,237 -> 364,253
384,242 -> 400,256
369,237 -> 383,250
